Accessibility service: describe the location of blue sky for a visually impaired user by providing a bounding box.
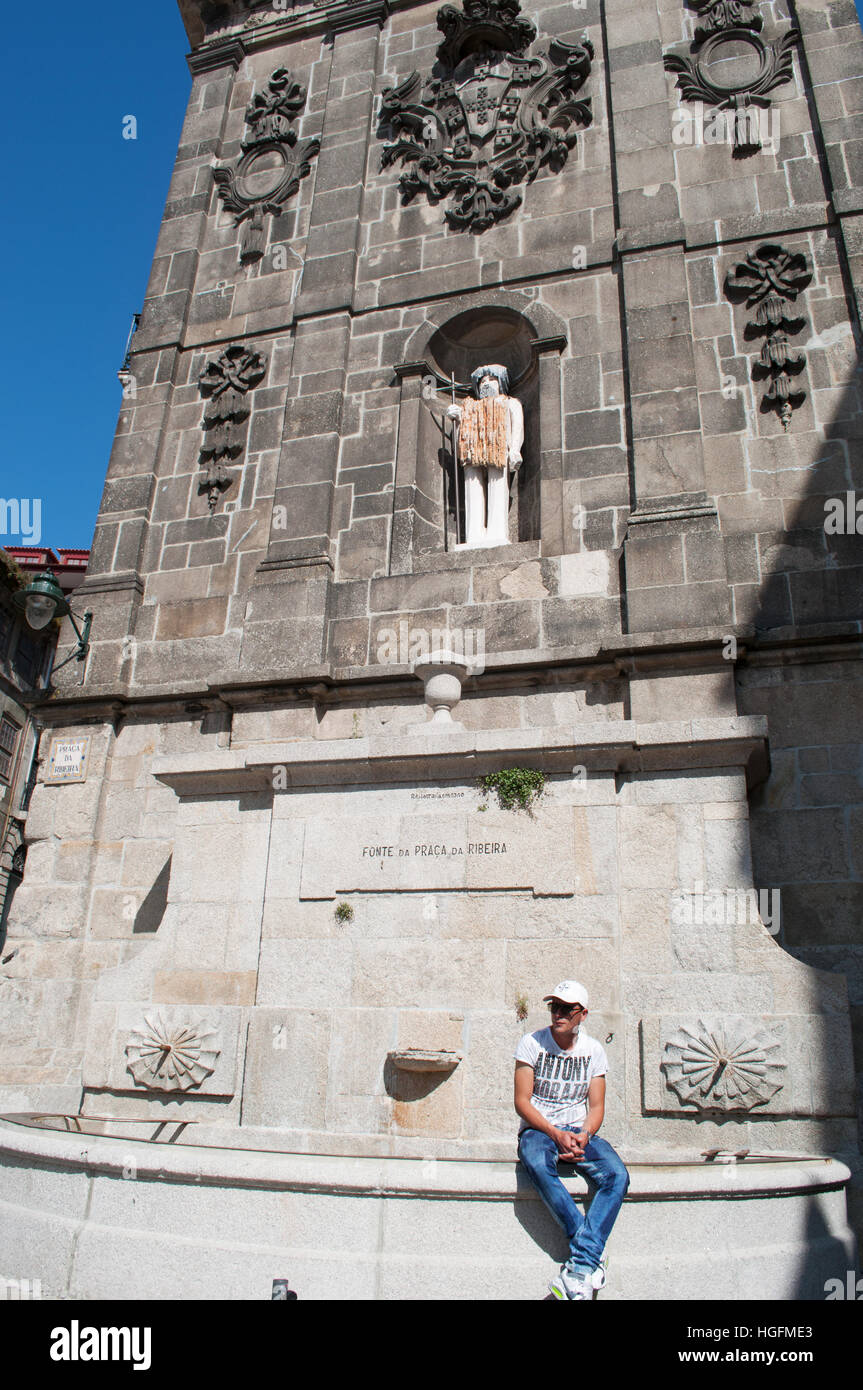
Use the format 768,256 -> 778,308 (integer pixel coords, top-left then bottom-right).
3,3 -> 863,553
2,3 -> 191,551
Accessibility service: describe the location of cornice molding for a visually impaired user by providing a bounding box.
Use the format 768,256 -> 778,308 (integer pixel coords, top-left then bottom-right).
180,0 -> 392,59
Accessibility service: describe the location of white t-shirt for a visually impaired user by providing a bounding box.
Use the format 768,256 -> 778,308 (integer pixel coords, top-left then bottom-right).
514,1027 -> 608,1133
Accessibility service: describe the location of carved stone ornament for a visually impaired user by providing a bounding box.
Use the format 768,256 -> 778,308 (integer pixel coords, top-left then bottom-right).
689,0 -> 762,43
379,0 -> 593,233
388,1049 -> 463,1072
214,67 -> 320,262
198,344 -> 268,512
125,1013 -> 222,1092
661,1019 -> 786,1111
664,1 -> 798,154
200,0 -> 271,34
725,242 -> 812,428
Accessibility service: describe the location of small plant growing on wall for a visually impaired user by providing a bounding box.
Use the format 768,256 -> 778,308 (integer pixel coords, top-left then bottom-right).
478,768 -> 545,813
334,902 -> 354,924
515,992 -> 529,1024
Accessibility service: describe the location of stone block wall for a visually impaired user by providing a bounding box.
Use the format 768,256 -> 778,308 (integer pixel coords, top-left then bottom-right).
50,0 -> 859,696
1,0 -> 861,1183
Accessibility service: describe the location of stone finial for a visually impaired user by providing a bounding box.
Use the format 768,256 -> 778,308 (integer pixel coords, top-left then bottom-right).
412,653 -> 472,731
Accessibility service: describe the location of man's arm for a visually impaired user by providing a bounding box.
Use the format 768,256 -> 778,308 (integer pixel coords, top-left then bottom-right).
570,1076 -> 606,1158
514,1061 -> 581,1156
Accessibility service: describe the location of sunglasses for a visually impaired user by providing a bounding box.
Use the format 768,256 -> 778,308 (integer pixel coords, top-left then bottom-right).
548,1002 -> 584,1016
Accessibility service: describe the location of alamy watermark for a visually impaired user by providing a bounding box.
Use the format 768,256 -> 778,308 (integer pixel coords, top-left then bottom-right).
0,498 -> 42,546
1,1276 -> 42,1300
50,1323 -> 151,1371
376,621 -> 485,673
824,491 -> 863,535
672,106 -> 780,154
824,1271 -> 863,1300
671,882 -> 780,934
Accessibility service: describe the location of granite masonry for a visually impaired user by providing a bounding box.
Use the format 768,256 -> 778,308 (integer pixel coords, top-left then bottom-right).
0,0 -> 861,1300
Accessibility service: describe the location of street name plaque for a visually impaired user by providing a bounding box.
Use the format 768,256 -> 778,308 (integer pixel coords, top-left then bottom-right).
45,735 -> 91,785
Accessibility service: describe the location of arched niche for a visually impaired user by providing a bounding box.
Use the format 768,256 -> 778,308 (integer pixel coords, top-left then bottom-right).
391,297 -> 567,571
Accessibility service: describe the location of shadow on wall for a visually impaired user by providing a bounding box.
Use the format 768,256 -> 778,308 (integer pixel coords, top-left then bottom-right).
728,219 -> 863,1258
133,855 -> 172,934
789,1194 -> 859,1300
512,1161 -> 573,1266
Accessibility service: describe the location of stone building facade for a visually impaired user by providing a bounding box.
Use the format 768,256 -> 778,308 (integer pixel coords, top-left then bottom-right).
0,551 -> 54,950
0,0 -> 861,1299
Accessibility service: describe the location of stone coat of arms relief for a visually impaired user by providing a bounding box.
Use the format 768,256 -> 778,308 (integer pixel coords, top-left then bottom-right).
379,0 -> 594,233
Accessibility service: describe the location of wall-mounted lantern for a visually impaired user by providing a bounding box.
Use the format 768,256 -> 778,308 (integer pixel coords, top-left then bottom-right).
12,570 -> 93,672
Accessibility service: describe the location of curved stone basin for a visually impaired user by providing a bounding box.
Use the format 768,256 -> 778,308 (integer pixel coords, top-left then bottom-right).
0,1114 -> 855,1301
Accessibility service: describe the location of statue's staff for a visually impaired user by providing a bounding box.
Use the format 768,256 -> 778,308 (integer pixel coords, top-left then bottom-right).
449,371 -> 461,547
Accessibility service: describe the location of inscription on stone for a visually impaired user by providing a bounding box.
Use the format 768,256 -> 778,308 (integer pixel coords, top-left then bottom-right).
300,808 -> 579,898
362,841 -> 508,858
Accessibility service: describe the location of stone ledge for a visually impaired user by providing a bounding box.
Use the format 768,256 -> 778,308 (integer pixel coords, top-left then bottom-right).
181,0 -> 392,61
0,1117 -> 850,1201
75,572 -> 144,598
32,627 -> 859,723
684,203 -> 832,251
150,715 -> 768,793
616,221 -> 686,254
186,38 -> 245,73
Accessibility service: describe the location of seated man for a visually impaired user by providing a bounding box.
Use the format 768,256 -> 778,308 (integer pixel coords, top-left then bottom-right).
514,979 -> 629,1300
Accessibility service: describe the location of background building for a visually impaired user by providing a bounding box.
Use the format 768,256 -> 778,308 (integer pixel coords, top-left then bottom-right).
0,0 -> 860,1299
4,548 -> 91,601
0,550 -> 60,949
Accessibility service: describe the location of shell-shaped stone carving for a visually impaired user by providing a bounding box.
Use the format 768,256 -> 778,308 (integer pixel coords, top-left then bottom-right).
661,1019 -> 785,1111
125,1013 -> 221,1093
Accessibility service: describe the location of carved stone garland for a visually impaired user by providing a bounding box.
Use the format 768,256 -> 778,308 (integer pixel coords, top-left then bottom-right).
661,1019 -> 786,1111
214,67 -> 320,263
379,0 -> 593,233
664,0 -> 798,154
725,243 -> 812,429
198,344 -> 268,512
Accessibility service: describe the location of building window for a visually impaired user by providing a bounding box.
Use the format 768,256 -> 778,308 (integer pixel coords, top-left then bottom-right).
12,632 -> 43,687
0,608 -> 12,665
0,716 -> 21,785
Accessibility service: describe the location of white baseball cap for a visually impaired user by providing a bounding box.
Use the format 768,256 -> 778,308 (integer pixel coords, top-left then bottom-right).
543,980 -> 589,1008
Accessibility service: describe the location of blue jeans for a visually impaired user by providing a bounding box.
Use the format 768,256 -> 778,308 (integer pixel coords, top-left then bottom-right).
518,1127 -> 629,1273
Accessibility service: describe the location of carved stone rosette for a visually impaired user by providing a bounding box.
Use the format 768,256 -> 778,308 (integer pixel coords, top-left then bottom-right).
661,1019 -> 786,1111
378,0 -> 593,233
198,344 -> 268,512
664,1 -> 797,154
125,1013 -> 222,1092
213,67 -> 320,262
725,243 -> 812,429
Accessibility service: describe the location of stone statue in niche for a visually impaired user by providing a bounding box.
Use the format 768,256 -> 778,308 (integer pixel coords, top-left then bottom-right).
447,364 -> 523,548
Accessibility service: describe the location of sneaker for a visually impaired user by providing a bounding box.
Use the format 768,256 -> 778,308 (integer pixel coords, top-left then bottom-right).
591,1257 -> 608,1292
548,1267 -> 594,1301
